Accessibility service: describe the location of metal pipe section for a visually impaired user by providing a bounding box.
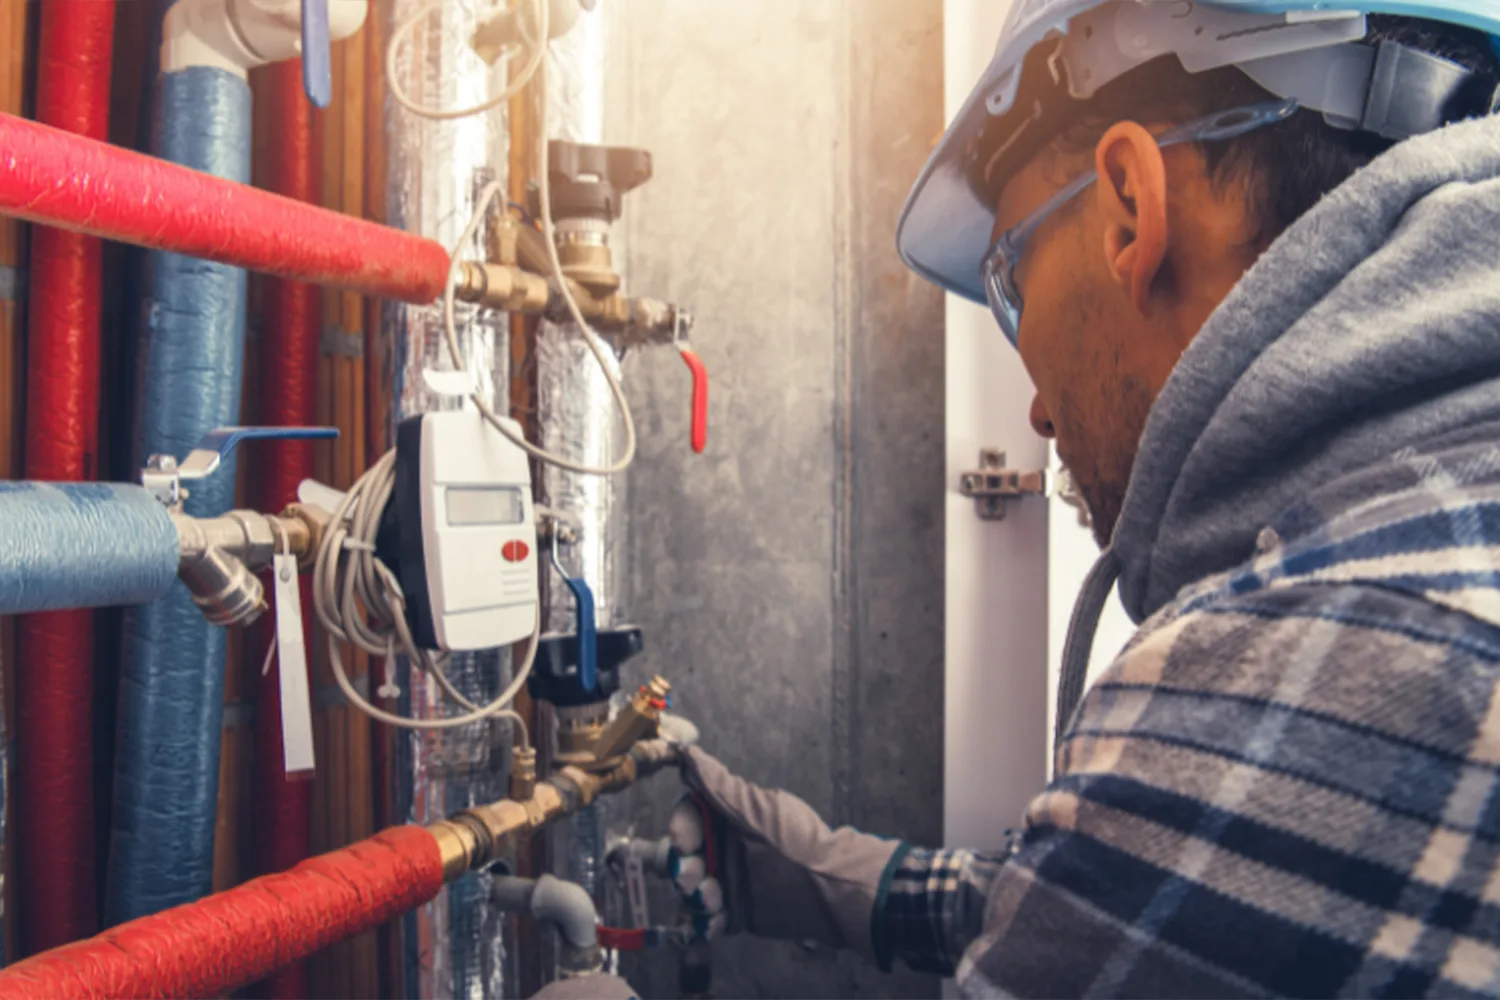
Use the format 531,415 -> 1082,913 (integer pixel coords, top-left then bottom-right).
0,483 -> 179,615
539,2 -> 620,907
106,47 -> 253,926
17,0 -> 114,952
250,58 -> 321,1000
383,1 -> 514,994
0,113 -> 451,304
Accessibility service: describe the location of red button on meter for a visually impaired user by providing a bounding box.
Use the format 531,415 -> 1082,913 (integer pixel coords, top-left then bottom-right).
502,540 -> 530,563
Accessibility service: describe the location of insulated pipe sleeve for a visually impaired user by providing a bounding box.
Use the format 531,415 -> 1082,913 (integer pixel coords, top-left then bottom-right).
0,483 -> 178,615
0,112 -> 451,304
0,826 -> 444,1000
106,64 -> 251,926
18,0 -> 116,955
251,58 -> 319,1000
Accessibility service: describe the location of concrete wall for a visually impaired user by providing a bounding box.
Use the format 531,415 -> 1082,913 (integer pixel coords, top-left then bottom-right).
604,1 -> 946,996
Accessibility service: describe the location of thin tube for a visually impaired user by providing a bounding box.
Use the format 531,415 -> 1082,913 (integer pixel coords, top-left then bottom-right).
17,0 -> 114,953
0,112 -> 451,304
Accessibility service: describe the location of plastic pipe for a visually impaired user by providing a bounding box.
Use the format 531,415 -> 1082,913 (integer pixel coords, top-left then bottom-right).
0,113 -> 450,303
250,57 -> 319,1000
0,825 -> 444,1000
17,0 -> 114,953
0,483 -> 179,615
105,53 -> 252,926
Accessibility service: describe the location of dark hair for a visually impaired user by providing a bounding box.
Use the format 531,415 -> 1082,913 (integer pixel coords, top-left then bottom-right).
1046,16 -> 1500,248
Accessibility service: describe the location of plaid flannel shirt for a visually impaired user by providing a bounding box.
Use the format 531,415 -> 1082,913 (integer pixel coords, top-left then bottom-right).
877,426 -> 1500,997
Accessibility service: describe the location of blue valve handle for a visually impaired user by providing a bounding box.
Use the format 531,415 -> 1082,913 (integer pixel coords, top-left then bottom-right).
562,575 -> 598,693
180,426 -> 339,480
302,0 -> 332,109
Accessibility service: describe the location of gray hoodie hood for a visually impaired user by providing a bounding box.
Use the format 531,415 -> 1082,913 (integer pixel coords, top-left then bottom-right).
1110,112 -> 1500,624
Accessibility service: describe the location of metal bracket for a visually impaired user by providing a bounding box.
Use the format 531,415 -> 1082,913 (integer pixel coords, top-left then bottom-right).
958,449 -> 1047,521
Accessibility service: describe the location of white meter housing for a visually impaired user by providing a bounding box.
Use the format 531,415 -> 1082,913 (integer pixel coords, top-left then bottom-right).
392,410 -> 538,651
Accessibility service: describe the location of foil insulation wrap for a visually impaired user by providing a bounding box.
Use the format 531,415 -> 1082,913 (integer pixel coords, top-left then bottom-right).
538,4 -> 623,911
383,2 -> 513,995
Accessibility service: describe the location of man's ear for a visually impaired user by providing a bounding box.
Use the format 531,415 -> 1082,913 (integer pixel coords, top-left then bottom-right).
1094,122 -> 1168,317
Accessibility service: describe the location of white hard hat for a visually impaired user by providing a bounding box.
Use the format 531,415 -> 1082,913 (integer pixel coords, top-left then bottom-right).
897,0 -> 1500,304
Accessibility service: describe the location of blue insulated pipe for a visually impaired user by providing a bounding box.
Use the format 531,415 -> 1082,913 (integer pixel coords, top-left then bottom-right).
0,483 -> 179,614
105,62 -> 252,925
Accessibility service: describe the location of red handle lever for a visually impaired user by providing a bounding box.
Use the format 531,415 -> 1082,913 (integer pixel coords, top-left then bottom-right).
598,926 -> 648,952
678,345 -> 708,454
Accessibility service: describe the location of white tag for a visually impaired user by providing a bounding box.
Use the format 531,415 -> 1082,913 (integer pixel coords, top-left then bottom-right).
625,855 -> 650,929
274,554 -> 316,775
422,367 -> 480,397
297,478 -> 347,514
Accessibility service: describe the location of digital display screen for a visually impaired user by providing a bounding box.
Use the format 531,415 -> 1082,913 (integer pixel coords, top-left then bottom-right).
446,486 -> 524,526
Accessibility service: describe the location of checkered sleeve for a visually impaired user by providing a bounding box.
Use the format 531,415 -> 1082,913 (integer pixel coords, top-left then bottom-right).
876,845 -> 1008,976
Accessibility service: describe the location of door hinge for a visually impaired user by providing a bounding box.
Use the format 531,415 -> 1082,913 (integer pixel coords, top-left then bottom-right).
958,449 -> 1047,520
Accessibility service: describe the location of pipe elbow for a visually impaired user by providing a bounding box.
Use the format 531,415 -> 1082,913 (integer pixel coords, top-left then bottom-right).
162,0 -> 368,76
530,874 -> 598,952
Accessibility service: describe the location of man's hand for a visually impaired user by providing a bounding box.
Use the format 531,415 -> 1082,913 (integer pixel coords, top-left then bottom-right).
668,746 -> 902,961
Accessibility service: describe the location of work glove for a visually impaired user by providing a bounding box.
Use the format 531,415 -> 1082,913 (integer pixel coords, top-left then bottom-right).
528,973 -> 637,1000
670,745 -> 902,962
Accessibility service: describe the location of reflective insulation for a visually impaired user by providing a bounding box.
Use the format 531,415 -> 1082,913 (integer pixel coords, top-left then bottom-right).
537,4 -> 619,910
601,2 -> 946,996
382,2 -> 513,996
108,63 -> 251,926
0,483 -> 179,614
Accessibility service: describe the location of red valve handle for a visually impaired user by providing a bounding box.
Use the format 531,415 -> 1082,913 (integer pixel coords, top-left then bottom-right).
678,345 -> 709,454
598,926 -> 648,952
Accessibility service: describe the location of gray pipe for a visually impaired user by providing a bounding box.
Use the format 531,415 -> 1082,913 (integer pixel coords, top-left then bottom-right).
0,482 -> 179,614
531,874 -> 599,953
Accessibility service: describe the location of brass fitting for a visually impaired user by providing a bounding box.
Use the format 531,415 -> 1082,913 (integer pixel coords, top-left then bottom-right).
555,702 -> 609,767
455,261 -> 550,314
589,676 -> 670,764
428,818 -> 486,883
424,754 -> 651,879
509,744 -> 537,801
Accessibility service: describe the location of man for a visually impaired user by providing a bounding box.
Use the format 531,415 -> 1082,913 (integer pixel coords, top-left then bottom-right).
547,2 -> 1500,996
664,2 -> 1500,998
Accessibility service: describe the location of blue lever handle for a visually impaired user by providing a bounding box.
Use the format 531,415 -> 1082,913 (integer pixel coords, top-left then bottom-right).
302,0 -> 332,109
180,426 -> 339,481
562,575 -> 598,693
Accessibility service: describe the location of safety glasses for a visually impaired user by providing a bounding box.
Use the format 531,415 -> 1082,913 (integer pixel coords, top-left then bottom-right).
980,98 -> 1300,346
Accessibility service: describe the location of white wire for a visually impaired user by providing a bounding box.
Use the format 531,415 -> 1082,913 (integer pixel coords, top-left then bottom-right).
385,0 -> 547,121
310,448 -> 534,741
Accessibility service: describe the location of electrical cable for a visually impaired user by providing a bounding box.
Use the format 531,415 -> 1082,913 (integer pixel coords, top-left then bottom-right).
318,0 -> 631,734
309,448 -> 534,741
384,0 -> 546,121
438,31 -> 639,476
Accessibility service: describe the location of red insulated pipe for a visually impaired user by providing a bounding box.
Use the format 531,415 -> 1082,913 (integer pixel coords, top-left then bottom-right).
0,113 -> 450,303
251,60 -> 320,1000
0,825 -> 445,1000
17,0 -> 115,957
